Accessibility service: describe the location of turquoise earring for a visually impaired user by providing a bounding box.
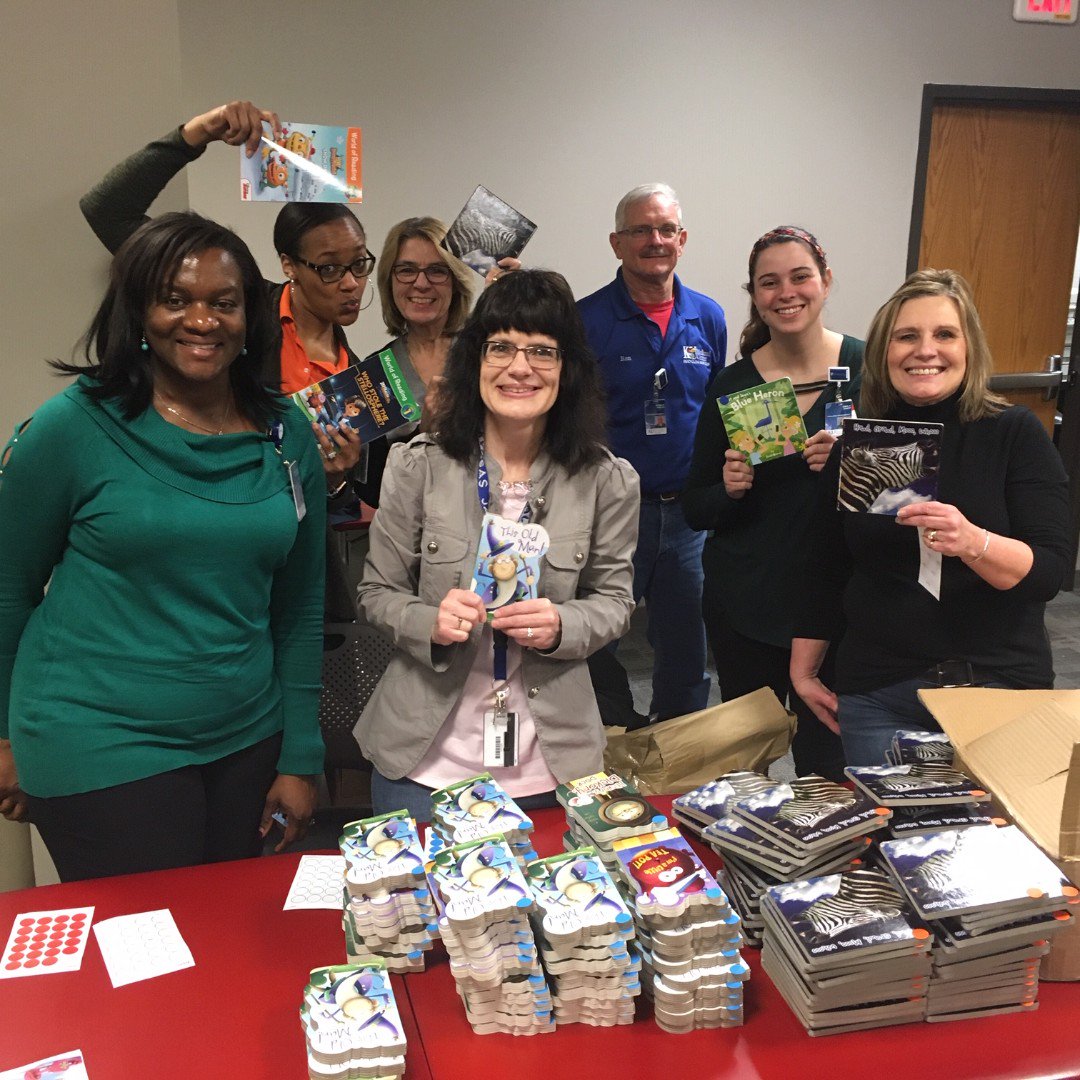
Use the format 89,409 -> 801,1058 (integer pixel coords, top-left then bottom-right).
140,336 -> 149,352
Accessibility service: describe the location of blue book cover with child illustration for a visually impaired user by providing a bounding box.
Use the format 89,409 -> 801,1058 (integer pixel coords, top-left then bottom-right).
291,348 -> 421,443
240,120 -> 362,203
717,377 -> 807,465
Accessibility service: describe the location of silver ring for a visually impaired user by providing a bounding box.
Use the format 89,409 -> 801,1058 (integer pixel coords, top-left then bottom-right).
526,627 -> 534,639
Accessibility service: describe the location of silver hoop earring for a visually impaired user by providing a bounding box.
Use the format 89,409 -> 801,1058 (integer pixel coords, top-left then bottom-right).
359,283 -> 375,312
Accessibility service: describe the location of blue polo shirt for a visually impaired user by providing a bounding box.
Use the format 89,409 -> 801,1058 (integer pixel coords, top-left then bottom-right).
578,270 -> 726,494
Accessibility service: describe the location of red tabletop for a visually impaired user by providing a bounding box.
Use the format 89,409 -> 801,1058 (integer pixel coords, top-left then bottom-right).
2,798 -> 1079,1080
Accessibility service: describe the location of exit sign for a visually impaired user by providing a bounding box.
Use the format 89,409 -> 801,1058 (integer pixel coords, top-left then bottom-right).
1013,0 -> 1076,22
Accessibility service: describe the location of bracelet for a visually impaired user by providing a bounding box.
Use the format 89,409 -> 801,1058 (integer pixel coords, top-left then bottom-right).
326,477 -> 349,500
965,528 -> 991,564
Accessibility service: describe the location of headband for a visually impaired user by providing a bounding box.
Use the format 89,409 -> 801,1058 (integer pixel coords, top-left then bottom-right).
748,226 -> 828,280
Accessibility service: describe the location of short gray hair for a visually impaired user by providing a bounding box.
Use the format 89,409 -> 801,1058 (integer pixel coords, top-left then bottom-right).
614,183 -> 682,231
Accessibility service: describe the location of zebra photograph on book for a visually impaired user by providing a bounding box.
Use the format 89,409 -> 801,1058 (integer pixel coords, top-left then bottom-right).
837,418 -> 942,514
442,184 -> 537,276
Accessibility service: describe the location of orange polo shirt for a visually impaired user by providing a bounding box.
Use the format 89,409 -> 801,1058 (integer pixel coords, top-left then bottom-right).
278,286 -> 350,393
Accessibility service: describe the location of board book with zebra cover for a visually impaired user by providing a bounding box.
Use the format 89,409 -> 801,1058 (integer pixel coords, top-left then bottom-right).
291,347 -> 421,444
442,184 -> 537,276
837,418 -> 943,514
844,763 -> 991,808
716,377 -> 807,465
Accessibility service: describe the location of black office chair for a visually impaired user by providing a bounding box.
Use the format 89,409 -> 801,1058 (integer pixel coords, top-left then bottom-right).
319,621 -> 395,805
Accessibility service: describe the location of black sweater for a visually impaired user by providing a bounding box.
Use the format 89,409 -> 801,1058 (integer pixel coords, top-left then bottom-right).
796,394 -> 1070,693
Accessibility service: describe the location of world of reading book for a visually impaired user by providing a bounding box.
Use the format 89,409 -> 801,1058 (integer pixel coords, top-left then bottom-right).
717,377 -> 807,465
291,348 -> 420,443
442,185 -> 537,275
240,120 -> 362,203
837,418 -> 942,514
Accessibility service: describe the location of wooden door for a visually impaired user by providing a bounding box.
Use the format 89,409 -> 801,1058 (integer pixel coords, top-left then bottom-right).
912,92 -> 1080,433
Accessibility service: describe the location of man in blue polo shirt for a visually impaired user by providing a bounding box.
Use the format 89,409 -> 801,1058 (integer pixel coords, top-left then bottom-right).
578,183 -> 726,722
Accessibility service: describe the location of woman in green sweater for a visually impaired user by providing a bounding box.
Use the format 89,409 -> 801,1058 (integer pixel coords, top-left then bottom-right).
0,212 -> 326,881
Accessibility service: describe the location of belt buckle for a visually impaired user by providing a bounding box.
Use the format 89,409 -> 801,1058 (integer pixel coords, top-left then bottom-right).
933,661 -> 975,688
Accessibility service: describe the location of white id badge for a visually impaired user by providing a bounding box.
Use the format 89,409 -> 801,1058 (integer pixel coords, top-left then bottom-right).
483,708 -> 518,768
644,396 -> 668,435
824,399 -> 856,434
286,461 -> 307,521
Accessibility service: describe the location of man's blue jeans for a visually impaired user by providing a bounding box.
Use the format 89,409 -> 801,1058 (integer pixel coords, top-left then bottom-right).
624,496 -> 710,720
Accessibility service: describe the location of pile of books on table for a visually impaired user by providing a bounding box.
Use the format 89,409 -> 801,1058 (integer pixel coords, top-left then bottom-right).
526,848 -> 641,1027
761,866 -> 933,1036
613,826 -> 749,1032
301,961 -> 408,1079
879,824 -> 1079,1022
429,774 -> 537,869
698,775 -> 890,942
339,812 -> 437,974
556,771 -> 668,873
427,833 -> 554,1036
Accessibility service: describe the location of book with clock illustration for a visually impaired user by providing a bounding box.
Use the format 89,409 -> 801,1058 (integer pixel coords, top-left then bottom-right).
556,772 -> 667,847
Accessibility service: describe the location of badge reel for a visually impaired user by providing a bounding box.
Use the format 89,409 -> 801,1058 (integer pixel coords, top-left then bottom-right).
824,365 -> 856,435
484,687 -> 518,769
644,367 -> 668,436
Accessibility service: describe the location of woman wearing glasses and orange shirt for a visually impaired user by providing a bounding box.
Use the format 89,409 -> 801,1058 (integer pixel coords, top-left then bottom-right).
80,101 -> 371,511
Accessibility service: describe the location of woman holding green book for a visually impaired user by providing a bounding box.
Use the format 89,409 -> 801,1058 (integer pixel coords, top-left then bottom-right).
684,226 -> 862,781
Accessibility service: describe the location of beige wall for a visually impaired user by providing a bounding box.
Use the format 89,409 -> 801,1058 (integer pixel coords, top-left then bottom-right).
1,1 -> 1077,888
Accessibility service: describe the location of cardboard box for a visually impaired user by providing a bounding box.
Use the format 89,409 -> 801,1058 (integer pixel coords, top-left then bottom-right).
919,688 -> 1080,981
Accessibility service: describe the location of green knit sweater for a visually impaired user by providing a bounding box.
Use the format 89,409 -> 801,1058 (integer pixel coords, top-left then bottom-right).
0,379 -> 326,797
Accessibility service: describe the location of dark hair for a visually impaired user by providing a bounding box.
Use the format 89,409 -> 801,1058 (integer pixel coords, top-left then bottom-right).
272,203 -> 364,258
54,211 -> 280,426
739,225 -> 829,359
434,269 -> 608,474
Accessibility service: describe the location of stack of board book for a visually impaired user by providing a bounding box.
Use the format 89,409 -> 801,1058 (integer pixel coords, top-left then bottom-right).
429,774 -> 537,869
338,812 -> 437,973
556,772 -> 668,873
879,825 -> 1080,1022
845,758 -> 1002,842
700,775 -> 889,942
426,834 -> 554,1036
613,827 -> 749,1032
671,771 -> 778,840
301,961 -> 408,1080
760,867 -> 933,1036
525,848 -> 641,1027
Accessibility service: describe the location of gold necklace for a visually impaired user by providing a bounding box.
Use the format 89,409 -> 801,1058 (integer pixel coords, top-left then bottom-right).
154,394 -> 232,436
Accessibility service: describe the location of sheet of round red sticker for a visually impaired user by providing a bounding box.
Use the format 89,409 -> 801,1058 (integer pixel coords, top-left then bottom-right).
1,907 -> 94,979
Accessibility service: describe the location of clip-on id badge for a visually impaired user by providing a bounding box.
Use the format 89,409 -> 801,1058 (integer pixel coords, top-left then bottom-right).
824,365 -> 855,435
645,367 -> 668,436
483,688 -> 518,768
285,461 -> 307,521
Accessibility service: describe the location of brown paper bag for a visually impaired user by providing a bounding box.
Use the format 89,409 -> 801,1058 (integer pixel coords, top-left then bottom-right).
603,687 -> 795,795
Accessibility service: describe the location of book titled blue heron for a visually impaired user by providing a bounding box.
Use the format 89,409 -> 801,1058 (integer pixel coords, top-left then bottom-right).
717,378 -> 807,465
291,348 -> 421,443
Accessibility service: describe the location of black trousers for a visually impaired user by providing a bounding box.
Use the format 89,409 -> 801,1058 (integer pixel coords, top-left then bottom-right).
26,733 -> 282,882
704,611 -> 847,783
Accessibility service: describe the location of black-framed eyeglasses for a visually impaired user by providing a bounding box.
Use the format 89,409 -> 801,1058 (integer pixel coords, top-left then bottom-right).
615,223 -> 682,240
481,341 -> 561,371
295,254 -> 376,284
391,262 -> 453,285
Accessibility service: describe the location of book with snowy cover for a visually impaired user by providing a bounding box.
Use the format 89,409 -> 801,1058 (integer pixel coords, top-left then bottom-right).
241,120 -> 362,202
442,184 -> 537,275
845,763 -> 990,807
879,826 -> 1080,920
292,348 -> 421,443
837,418 -> 942,514
732,776 -> 892,854
888,730 -> 954,766
763,869 -> 932,965
717,377 -> 806,465
672,772 -> 782,833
